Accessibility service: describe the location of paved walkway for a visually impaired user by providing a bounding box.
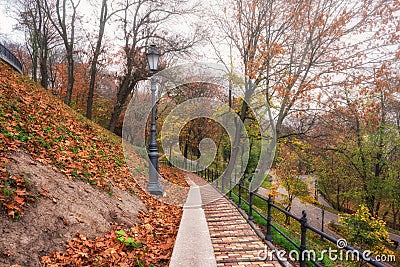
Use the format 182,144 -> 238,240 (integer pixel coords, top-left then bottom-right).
171,172 -> 283,267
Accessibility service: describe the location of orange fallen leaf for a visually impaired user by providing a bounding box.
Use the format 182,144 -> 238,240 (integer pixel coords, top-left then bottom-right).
41,185 -> 49,192
15,188 -> 26,196
14,196 -> 25,205
7,209 -> 15,218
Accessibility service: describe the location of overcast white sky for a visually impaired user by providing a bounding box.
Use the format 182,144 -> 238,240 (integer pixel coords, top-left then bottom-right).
0,3 -> 19,42
0,1 -> 121,42
0,0 -> 226,64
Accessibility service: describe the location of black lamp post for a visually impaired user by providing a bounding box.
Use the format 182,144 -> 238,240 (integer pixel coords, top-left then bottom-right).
314,179 -> 318,200
146,44 -> 163,196
169,140 -> 173,167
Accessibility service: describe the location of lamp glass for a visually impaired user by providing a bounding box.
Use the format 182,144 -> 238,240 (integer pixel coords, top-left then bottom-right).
146,44 -> 160,71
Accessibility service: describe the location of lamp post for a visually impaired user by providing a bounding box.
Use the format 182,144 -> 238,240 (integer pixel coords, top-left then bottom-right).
169,140 -> 173,167
146,44 -> 163,196
314,179 -> 318,200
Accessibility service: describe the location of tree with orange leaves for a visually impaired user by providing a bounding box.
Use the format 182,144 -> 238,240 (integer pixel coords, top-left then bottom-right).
211,0 -> 399,191
214,0 -> 399,137
107,0 -> 201,133
42,0 -> 81,106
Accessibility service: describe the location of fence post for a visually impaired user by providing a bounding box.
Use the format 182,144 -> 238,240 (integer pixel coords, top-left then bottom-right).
248,190 -> 254,221
321,205 -> 325,241
217,172 -> 220,188
221,174 -> 225,194
238,179 -> 242,208
265,196 -> 272,241
229,176 -> 232,199
300,211 -> 307,267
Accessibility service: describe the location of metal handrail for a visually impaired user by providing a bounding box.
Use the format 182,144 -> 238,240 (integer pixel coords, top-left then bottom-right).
0,43 -> 23,74
197,166 -> 390,267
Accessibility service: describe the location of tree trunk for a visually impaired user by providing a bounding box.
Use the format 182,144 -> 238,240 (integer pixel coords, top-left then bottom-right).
223,93 -> 249,180
30,43 -> 38,82
39,45 -> 49,89
336,183 -> 341,212
392,204 -> 399,229
86,0 -> 107,119
45,0 -> 79,106
86,54 -> 98,119
108,77 -> 134,133
64,54 -> 74,106
285,198 -> 293,225
108,99 -> 124,133
38,2 -> 49,90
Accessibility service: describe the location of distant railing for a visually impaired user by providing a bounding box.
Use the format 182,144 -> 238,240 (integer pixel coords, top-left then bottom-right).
0,43 -> 23,74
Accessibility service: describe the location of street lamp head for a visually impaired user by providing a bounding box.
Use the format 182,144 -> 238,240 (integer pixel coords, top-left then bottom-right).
146,44 -> 160,71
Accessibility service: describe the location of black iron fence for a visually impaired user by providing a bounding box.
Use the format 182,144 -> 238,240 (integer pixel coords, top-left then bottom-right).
193,166 -> 390,267
0,43 -> 23,74
160,156 -> 201,173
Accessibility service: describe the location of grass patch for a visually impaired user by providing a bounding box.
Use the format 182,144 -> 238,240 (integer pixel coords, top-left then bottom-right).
261,177 -> 272,189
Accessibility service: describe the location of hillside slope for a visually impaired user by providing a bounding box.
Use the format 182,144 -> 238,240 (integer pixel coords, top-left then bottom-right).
0,60 -> 182,266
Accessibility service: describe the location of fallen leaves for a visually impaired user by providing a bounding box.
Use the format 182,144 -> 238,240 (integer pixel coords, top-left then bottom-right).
0,61 -> 183,266
41,185 -> 49,192
14,195 -> 25,205
40,190 -> 182,266
41,230 -> 146,266
159,164 -> 189,188
0,172 -> 33,219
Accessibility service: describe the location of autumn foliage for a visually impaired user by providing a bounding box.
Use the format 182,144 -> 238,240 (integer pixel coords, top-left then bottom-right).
0,170 -> 34,219
339,205 -> 393,255
0,60 -> 182,266
159,164 -> 189,188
